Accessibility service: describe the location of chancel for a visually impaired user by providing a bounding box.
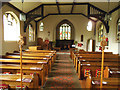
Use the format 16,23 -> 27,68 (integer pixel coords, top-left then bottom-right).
0,0 -> 120,89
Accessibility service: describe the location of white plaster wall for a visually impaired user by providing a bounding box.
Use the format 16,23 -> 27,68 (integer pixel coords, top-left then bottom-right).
37,15 -> 94,51
95,10 -> 119,54
0,2 -> 2,55
108,10 -> 119,54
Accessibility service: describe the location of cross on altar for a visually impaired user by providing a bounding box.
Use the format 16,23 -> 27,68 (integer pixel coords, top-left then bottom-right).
18,35 -> 24,89
100,35 -> 107,89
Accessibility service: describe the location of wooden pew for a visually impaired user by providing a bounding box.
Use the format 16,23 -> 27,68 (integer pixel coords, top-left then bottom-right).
10,51 -> 55,64
6,52 -> 54,65
71,51 -> 112,61
74,54 -> 118,72
77,61 -> 120,79
2,55 -> 52,72
72,52 -> 113,63
0,73 -> 39,89
74,53 -> 119,79
86,75 -> 120,89
6,52 -> 53,57
0,58 -> 49,77
25,49 -> 56,53
104,66 -> 120,78
24,50 -> 56,61
0,64 -> 45,87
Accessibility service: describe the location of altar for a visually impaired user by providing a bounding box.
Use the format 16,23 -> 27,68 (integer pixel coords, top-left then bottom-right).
56,40 -> 74,50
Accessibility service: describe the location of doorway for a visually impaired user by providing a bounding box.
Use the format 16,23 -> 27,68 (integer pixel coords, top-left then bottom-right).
86,39 -> 95,52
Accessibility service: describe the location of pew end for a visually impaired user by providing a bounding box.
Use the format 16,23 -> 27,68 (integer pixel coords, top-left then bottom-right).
85,74 -> 92,88
104,66 -> 109,78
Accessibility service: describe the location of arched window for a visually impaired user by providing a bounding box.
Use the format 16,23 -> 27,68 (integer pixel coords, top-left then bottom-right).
3,13 -> 20,41
87,21 -> 92,31
117,18 -> 120,42
39,22 -> 44,31
98,23 -> 104,42
29,24 -> 34,42
60,23 -> 71,40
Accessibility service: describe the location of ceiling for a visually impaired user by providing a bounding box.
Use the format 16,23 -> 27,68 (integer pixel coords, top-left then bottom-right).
2,0 -> 119,13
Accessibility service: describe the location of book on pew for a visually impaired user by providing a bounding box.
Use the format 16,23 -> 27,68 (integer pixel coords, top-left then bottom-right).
16,78 -> 32,82
92,80 -> 107,85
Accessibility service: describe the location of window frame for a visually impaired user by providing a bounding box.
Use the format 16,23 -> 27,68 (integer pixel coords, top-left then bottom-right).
59,23 -> 71,40
3,12 -> 20,41
29,24 -> 35,42
98,23 -> 104,42
116,18 -> 120,42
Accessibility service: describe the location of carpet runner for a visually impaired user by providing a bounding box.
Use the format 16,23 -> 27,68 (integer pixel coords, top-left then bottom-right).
44,51 -> 81,89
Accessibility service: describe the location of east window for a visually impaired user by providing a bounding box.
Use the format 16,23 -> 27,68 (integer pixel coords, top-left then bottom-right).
60,23 -> 71,40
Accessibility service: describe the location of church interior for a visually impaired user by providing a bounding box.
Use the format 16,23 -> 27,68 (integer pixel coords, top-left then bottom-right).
0,0 -> 120,89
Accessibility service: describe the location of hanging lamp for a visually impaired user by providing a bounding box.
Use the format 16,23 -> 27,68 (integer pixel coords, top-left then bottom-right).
19,0 -> 26,21
104,0 -> 112,21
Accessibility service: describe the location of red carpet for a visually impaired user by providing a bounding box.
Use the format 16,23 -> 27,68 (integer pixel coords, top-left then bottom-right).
44,51 -> 81,89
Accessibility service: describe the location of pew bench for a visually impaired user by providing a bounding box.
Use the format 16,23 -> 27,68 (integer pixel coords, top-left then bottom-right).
5,52 -> 55,65
24,50 -> 56,60
0,58 -> 49,77
2,55 -> 52,71
86,75 -> 120,89
0,73 -> 39,89
77,61 -> 120,79
104,66 -> 120,78
0,64 -> 45,87
74,54 -> 118,73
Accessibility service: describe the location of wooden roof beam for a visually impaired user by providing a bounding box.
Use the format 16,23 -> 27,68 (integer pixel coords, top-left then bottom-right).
71,0 -> 76,13
56,0 -> 60,14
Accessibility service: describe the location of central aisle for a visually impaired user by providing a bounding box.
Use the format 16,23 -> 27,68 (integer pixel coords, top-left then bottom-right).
44,51 -> 81,89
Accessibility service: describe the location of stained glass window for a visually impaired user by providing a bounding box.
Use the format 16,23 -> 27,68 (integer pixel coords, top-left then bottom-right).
60,24 -> 71,40
29,24 -> 34,42
117,18 -> 120,42
98,23 -> 104,42
3,13 -> 20,41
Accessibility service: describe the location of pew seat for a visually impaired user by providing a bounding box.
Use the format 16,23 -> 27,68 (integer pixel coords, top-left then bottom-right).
0,73 -> 39,89
86,75 -> 120,88
0,64 -> 45,87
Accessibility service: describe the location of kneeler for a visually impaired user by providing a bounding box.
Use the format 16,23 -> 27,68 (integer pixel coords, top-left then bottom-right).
0,84 -> 9,90
84,69 -> 91,77
3,72 -> 11,74
95,69 -> 101,77
16,85 -> 26,90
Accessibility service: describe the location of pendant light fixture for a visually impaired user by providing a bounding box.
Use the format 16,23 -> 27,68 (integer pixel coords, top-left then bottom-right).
19,0 -> 26,21
104,0 -> 112,21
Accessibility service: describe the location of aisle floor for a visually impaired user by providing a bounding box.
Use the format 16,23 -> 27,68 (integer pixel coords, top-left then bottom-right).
43,51 -> 82,89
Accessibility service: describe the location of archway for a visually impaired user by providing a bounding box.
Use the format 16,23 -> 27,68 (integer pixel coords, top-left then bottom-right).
86,38 -> 95,52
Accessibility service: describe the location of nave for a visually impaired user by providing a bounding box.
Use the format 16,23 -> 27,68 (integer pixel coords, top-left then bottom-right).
0,1 -> 120,89
0,49 -> 120,89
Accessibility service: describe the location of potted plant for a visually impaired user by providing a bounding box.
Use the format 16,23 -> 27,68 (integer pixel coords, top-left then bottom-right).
74,41 -> 78,45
